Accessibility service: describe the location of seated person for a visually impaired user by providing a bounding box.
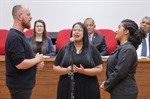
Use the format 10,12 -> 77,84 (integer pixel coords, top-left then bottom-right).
137,16 -> 150,57
27,19 -> 55,56
84,18 -> 108,56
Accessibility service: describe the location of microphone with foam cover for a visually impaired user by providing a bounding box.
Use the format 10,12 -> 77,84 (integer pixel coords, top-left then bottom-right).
70,37 -> 74,43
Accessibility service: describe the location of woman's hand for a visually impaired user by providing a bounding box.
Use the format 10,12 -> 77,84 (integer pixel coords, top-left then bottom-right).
100,81 -> 105,91
73,64 -> 84,73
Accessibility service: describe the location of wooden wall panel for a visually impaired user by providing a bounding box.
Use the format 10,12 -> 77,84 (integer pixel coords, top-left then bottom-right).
0,56 -> 150,99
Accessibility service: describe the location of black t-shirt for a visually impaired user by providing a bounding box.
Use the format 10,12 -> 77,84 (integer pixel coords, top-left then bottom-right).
5,28 -> 36,89
36,41 -> 42,54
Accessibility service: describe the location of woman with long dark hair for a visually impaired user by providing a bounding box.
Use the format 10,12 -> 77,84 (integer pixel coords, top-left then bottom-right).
27,19 -> 55,56
53,22 -> 103,99
101,19 -> 146,99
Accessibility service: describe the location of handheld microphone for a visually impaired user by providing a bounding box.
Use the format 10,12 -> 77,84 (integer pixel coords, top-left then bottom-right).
70,37 -> 74,43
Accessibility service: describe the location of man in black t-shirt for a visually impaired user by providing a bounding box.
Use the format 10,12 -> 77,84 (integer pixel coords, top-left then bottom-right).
5,5 -> 44,99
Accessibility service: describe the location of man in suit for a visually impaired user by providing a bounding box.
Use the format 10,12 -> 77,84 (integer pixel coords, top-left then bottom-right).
137,16 -> 150,57
84,18 -> 108,56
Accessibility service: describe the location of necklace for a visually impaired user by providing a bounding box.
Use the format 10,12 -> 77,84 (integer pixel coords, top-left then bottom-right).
73,47 -> 83,54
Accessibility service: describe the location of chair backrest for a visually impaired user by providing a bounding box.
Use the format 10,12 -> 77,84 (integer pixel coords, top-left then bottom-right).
56,29 -> 71,52
24,29 -> 49,37
96,29 -> 117,55
0,29 -> 9,55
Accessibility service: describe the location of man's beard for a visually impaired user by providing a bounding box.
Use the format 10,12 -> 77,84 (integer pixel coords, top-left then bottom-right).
22,19 -> 31,29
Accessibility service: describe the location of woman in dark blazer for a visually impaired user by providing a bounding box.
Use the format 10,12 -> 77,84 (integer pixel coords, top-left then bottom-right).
100,19 -> 146,99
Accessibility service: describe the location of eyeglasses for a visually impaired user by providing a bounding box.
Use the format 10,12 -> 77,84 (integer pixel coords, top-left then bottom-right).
36,25 -> 44,28
72,28 -> 83,32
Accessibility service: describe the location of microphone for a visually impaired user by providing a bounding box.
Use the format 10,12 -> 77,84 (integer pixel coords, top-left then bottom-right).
69,37 -> 75,99
70,37 -> 74,51
70,37 -> 74,43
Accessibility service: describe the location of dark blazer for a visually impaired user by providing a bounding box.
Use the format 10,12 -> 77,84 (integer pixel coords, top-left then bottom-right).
91,32 -> 108,56
104,42 -> 138,99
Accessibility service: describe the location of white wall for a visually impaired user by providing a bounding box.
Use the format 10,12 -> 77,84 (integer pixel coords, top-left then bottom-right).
0,0 -> 150,32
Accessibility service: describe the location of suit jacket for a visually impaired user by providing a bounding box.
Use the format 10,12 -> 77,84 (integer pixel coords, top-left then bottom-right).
91,32 -> 108,56
104,42 -> 138,99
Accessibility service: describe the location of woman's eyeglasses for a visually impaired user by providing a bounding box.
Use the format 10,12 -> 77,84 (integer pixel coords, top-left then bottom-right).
72,28 -> 83,32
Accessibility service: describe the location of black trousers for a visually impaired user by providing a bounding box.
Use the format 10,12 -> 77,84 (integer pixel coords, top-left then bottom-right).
9,88 -> 33,99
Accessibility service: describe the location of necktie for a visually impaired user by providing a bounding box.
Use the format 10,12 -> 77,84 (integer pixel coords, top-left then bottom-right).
141,38 -> 147,56
89,35 -> 92,43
